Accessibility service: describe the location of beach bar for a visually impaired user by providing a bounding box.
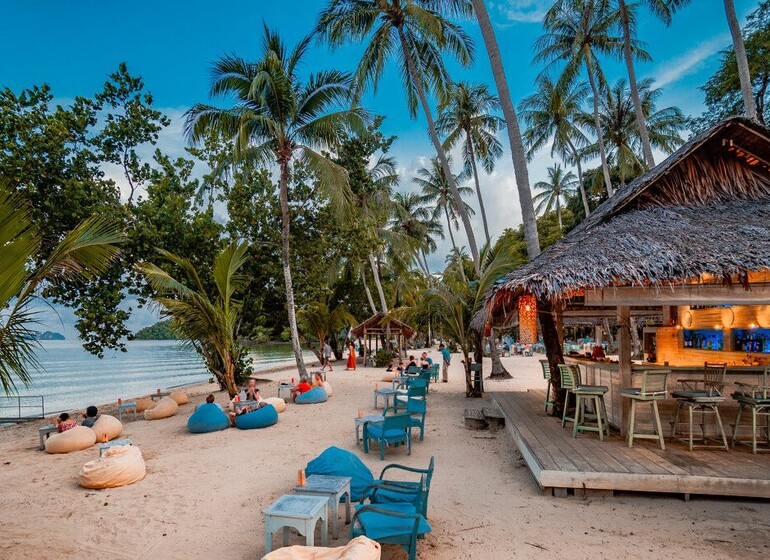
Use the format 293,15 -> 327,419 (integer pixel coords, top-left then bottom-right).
478,117 -> 770,498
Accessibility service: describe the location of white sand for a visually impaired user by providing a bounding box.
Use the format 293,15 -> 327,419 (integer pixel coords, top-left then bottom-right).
1,353 -> 769,559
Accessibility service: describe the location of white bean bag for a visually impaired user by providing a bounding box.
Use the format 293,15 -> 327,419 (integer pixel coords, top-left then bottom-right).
78,445 -> 146,489
263,397 -> 286,413
321,381 -> 333,398
144,396 -> 178,420
170,391 -> 189,405
382,373 -> 395,382
135,398 -> 154,413
261,536 -> 381,560
45,426 -> 96,454
91,414 -> 123,441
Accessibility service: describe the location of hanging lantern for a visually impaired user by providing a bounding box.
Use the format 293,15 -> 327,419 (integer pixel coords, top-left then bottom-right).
518,294 -> 538,344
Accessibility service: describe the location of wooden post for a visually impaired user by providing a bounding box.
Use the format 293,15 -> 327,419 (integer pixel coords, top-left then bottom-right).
618,305 -> 632,435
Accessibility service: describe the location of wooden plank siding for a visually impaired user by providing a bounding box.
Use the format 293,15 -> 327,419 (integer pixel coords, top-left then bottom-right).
492,390 -> 770,499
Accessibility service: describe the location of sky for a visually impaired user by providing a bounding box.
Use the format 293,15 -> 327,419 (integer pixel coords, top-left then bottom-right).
0,0 -> 761,335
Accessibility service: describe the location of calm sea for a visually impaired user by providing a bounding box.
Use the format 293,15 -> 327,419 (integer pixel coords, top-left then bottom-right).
6,340 -> 312,416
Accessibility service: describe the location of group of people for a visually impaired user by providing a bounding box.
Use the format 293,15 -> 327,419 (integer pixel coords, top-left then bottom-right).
384,345 -> 452,382
56,405 -> 99,433
318,339 -> 358,372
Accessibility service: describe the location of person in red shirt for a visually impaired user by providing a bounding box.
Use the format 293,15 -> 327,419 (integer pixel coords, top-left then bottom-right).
292,377 -> 313,401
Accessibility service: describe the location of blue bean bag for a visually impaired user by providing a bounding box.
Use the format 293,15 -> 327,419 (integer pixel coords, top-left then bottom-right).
234,404 -> 278,429
306,446 -> 374,502
295,387 -> 328,404
187,403 -> 230,433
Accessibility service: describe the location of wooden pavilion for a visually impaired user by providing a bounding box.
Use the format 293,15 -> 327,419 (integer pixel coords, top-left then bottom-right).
350,312 -> 415,365
475,117 -> 770,498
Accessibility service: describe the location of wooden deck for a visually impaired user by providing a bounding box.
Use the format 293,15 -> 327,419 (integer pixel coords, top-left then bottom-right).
491,390 -> 770,499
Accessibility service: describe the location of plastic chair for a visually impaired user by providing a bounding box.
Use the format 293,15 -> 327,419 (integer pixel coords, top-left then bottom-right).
619,369 -> 670,450
671,362 -> 728,451
732,365 -> 770,453
539,360 -> 554,412
362,408 -> 412,460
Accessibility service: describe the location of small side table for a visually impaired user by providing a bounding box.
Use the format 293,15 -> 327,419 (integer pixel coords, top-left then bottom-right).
355,415 -> 384,445
38,424 -> 58,450
233,399 -> 260,412
98,438 -> 133,457
263,494 -> 328,554
118,402 -> 137,422
374,388 -> 399,409
151,392 -> 170,401
277,385 -> 293,400
294,474 -> 351,539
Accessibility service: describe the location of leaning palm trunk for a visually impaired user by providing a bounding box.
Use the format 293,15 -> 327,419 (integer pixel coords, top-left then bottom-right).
396,28 -> 481,273
556,197 -> 563,230
567,138 -> 591,217
360,268 -> 378,315
443,205 -> 468,284
279,162 -> 308,379
724,0 -> 757,120
618,0 -> 655,168
586,58 -> 614,197
368,253 -> 388,313
472,0 -> 540,259
488,329 -> 511,379
467,140 -> 491,246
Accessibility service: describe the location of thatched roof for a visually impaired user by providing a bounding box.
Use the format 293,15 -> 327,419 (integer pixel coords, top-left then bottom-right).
350,312 -> 415,339
476,117 -> 770,330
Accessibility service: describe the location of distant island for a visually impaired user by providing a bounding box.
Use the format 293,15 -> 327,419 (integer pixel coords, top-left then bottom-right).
34,330 -> 65,341
133,319 -> 179,340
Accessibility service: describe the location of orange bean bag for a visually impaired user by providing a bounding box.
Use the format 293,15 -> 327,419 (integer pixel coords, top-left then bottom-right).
78,445 -> 146,489
144,396 -> 178,420
135,398 -> 154,413
91,414 -> 123,441
45,426 -> 96,454
261,536 -> 381,560
321,381 -> 333,398
263,397 -> 286,413
170,391 -> 189,405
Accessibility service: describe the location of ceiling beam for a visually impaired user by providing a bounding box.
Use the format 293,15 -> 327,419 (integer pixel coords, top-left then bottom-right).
584,283 -> 770,306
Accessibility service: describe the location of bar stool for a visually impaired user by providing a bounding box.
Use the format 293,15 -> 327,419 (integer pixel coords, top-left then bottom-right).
539,359 -> 554,412
619,369 -> 670,450
732,365 -> 770,453
558,364 -> 610,441
670,362 -> 728,451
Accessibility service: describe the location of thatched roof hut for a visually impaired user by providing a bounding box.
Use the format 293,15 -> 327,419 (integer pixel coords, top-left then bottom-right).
350,312 -> 415,363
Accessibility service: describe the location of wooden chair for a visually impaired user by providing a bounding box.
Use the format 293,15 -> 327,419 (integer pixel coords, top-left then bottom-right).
732,366 -> 770,453
366,457 -> 435,518
558,363 -> 609,441
428,363 -> 439,382
362,408 -> 413,460
394,385 -> 426,411
406,397 -> 426,441
619,369 -> 670,450
539,360 -> 554,412
671,362 -> 728,451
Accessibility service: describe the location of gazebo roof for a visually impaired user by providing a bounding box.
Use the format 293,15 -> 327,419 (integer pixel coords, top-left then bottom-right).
350,312 -> 416,339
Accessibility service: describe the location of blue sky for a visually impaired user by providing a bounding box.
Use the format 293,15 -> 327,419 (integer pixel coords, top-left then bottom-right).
0,0 -> 760,335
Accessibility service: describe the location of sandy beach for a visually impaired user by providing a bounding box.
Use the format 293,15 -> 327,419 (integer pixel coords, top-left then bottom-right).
1,353 -> 769,560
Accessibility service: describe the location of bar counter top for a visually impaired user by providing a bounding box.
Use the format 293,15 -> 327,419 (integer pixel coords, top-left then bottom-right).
563,355 -> 767,373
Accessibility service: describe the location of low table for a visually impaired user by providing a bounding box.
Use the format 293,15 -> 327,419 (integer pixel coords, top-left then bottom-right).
374,388 -> 399,409
354,414 -> 384,445
233,399 -> 260,412
98,438 -> 133,457
38,424 -> 58,450
277,384 -> 293,400
264,494 -> 328,554
151,392 -> 170,401
294,474 -> 351,540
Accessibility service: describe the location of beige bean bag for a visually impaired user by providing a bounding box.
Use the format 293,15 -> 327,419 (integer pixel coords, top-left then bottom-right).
382,373 -> 395,382
321,381 -> 333,398
45,426 -> 96,454
144,396 -> 178,420
261,536 -> 380,560
91,414 -> 123,441
263,397 -> 286,413
170,391 -> 189,405
135,398 -> 154,413
78,445 -> 146,489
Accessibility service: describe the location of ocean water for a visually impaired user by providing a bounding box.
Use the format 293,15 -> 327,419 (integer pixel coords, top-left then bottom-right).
3,340 -> 312,417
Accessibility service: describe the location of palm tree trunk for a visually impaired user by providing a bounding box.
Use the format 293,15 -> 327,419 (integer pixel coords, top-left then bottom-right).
618,0 -> 655,168
443,204 -> 467,284
566,138 -> 590,217
396,27 -> 481,274
472,0 -> 540,260
368,252 -> 388,313
420,249 -> 432,280
279,161 -> 308,379
556,196 -> 563,230
360,268 -> 377,315
723,0 -> 757,120
466,138 -> 491,246
489,328 -> 511,379
585,57 -> 614,197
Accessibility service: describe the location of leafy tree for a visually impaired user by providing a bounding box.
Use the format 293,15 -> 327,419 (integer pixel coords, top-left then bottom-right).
297,297 -> 356,361
133,319 -> 179,340
533,164 -> 579,231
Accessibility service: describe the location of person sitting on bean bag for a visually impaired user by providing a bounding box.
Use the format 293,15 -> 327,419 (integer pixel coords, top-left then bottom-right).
311,372 -> 324,388
57,412 -> 77,433
291,376 -> 313,402
81,406 -> 98,428
228,390 -> 266,427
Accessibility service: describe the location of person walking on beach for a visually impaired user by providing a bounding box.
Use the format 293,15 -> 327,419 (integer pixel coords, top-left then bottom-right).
346,342 -> 357,371
440,343 -> 451,383
321,340 -> 333,372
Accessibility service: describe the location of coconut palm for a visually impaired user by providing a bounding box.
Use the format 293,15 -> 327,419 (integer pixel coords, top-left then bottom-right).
388,192 -> 442,279
185,25 -> 367,379
138,242 -> 249,397
414,156 -> 475,280
723,0 -> 757,120
533,165 -> 579,231
298,296 -> 357,362
536,0 -> 633,197
583,78 -> 686,186
519,75 -> 592,217
469,0 -> 541,259
316,0 -> 484,273
437,81 -> 503,246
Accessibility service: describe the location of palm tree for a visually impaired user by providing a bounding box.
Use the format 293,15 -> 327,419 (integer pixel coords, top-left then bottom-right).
414,156 -> 475,281
437,81 -> 503,246
537,0 -> 631,197
298,296 -> 356,362
723,0 -> 758,120
139,242 -> 249,397
583,78 -> 686,186
185,26 -> 367,379
519,75 -> 592,217
616,0 -> 689,167
469,0 -> 541,260
533,165 -> 579,231
388,192 -> 441,279
316,0 -> 484,274
0,182 -> 122,395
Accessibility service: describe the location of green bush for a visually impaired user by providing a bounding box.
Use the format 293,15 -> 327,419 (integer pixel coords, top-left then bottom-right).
374,349 -> 395,367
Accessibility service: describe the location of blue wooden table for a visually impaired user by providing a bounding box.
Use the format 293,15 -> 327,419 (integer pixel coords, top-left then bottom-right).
264,494 -> 328,553
294,474 -> 352,539
374,388 -> 399,409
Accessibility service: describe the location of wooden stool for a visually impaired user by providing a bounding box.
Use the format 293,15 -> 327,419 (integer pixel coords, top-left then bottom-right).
539,360 -> 554,412
620,369 -> 670,450
671,362 -> 728,451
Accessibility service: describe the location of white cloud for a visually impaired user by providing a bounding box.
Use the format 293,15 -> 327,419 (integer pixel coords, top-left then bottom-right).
649,33 -> 730,88
492,1 -> 550,23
